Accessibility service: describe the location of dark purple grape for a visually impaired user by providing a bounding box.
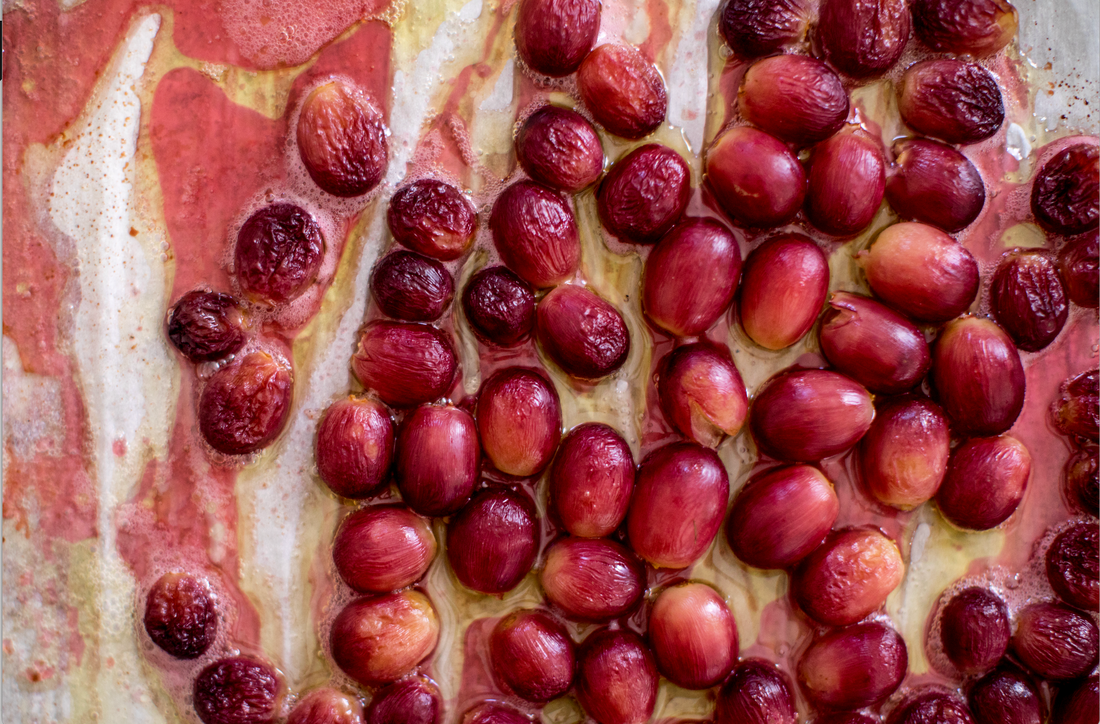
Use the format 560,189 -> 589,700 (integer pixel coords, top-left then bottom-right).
817,0 -> 911,78
462,266 -> 536,347
489,609 -> 575,702
143,571 -> 217,659
287,688 -> 364,724
388,179 -> 477,261
1053,675 -> 1099,724
1052,370 -> 1099,442
1032,142 -> 1099,236
395,404 -> 480,516
235,203 -> 324,305
706,126 -> 807,228
598,144 -> 691,244
575,629 -> 657,724
805,130 -> 887,237
370,251 -> 454,322
1059,231 -> 1099,308
718,0 -> 811,57
739,54 -> 849,146
1064,444 -> 1099,515
332,505 -> 436,594
887,138 -> 986,232
516,105 -> 603,192
1012,602 -> 1099,681
798,622 -> 908,710
167,290 -> 247,362
911,0 -> 1018,57
514,0 -> 599,76
968,667 -> 1043,724
366,676 -> 441,724
193,657 -> 280,724
932,318 -> 1025,437
897,60 -> 1004,145
447,488 -> 538,595
990,249 -> 1068,352
936,435 -> 1030,531
536,284 -> 630,379
885,691 -> 975,724
490,181 -> 580,288
351,321 -> 457,408
938,586 -> 1010,675
715,659 -> 797,724
1046,522 -> 1099,610
549,423 -> 635,538
199,350 -> 293,455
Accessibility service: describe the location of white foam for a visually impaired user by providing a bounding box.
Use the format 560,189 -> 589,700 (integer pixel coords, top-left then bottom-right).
39,12 -> 172,723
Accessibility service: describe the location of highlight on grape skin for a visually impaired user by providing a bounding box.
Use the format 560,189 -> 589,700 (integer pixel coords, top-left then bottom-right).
886,138 -> 986,232
726,464 -> 839,570
737,234 -> 829,350
331,505 -> 437,594
488,608 -> 575,702
370,250 -> 455,323
598,144 -> 692,245
476,367 -> 562,477
819,292 -> 931,395
446,488 -> 538,595
395,403 -> 480,516
387,178 -> 478,261
514,0 -> 600,77
490,180 -> 580,288
791,528 -> 904,627
548,422 -> 635,539
351,321 -> 458,408
648,582 -> 739,690
656,341 -> 749,448
750,368 -> 875,462
296,80 -> 388,198
199,349 -> 294,456
516,105 -> 604,193
536,284 -> 630,380
329,590 -> 440,687
626,441 -> 729,569
642,217 -> 743,337
315,396 -> 394,500
577,43 -> 667,140
935,434 -> 1031,531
